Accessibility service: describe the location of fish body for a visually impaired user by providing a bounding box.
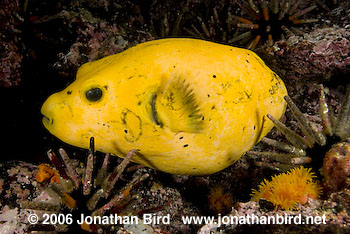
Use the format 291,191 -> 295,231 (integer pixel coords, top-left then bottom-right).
41,38 -> 287,175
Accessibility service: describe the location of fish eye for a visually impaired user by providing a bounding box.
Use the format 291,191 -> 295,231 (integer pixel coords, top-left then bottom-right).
85,87 -> 103,102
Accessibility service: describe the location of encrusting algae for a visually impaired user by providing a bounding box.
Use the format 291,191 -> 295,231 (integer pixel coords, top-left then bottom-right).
251,166 -> 322,210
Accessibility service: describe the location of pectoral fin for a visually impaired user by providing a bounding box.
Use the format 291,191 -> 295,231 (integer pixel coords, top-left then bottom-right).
153,73 -> 204,133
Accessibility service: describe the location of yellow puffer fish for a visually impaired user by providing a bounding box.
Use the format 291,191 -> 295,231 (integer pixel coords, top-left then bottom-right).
41,38 -> 287,175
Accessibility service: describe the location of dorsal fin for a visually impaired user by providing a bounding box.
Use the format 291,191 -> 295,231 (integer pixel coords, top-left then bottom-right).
154,73 -> 204,133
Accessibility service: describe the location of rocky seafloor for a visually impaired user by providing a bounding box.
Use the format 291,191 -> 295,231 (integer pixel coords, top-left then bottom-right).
1,0 -> 350,233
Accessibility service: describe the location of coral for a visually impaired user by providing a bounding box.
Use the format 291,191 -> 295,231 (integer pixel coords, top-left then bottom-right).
49,10 -> 137,70
10,2 -> 156,79
322,188 -> 350,226
0,206 -> 46,234
208,186 -> 234,215
57,22 -> 129,67
0,138 -> 151,233
0,0 -> 23,87
30,139 -> 150,233
35,163 -> 60,183
137,182 -> 200,233
248,84 -> 350,177
2,1 -> 350,233
201,194 -> 349,233
259,26 -> 350,82
0,161 -> 69,233
322,142 -> 350,193
251,166 -> 322,210
0,162 -> 40,206
0,138 -> 202,233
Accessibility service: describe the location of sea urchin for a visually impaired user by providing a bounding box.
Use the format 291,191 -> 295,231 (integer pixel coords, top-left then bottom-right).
230,0 -> 318,49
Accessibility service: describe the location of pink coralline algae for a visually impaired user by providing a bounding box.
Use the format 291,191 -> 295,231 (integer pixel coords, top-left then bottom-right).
260,27 -> 350,81
53,10 -> 154,72
0,0 -> 23,87
58,23 -> 129,68
308,28 -> 350,76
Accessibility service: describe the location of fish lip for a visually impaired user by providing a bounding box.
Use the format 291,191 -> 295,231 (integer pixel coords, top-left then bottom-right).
41,104 -> 53,127
42,114 -> 53,127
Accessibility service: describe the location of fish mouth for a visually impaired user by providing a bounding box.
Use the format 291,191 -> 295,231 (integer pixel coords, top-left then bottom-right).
42,114 -> 53,128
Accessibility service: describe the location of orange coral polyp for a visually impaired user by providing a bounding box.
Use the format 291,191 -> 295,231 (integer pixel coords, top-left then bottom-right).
251,166 -> 322,210
36,163 -> 60,183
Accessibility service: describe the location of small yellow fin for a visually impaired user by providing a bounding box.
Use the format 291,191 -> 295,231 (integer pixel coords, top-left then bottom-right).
155,73 -> 204,133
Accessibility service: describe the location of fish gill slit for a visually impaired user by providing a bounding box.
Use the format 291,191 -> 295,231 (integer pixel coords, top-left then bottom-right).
151,93 -> 162,127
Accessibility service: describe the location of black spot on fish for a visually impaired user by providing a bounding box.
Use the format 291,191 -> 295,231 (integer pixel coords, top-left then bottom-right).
213,75 -> 216,78
104,85 -> 108,90
246,59 -> 249,63
67,90 -> 72,95
207,94 -> 210,97
211,105 -> 215,110
138,101 -> 142,106
124,129 -> 128,133
254,125 -> 256,130
183,144 -> 189,147
179,136 -> 183,139
202,116 -> 204,120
